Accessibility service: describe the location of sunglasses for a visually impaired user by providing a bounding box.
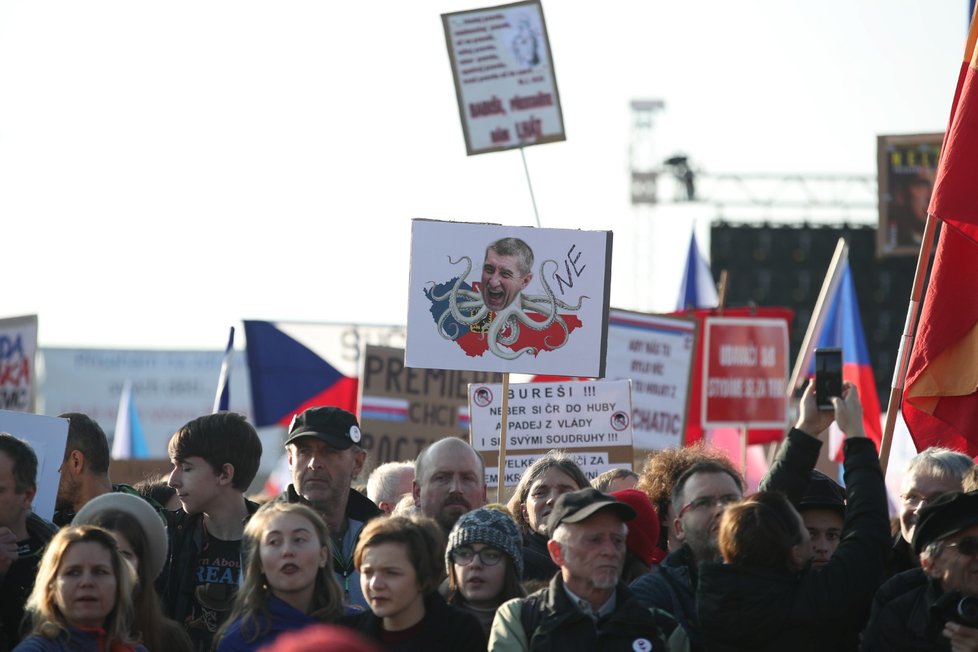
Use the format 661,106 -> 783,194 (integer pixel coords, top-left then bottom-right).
945,537 -> 978,557
451,547 -> 504,567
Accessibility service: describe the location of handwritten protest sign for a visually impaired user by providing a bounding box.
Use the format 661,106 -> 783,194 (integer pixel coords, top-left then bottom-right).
442,0 -> 565,156
0,315 -> 37,412
606,310 -> 696,454
469,379 -> 632,487
358,345 -> 503,463
406,219 -> 612,377
702,317 -> 788,429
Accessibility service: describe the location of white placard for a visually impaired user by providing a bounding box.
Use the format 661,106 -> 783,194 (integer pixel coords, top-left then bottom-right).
406,219 -> 612,377
0,410 -> 69,522
605,310 -> 696,451
442,1 -> 565,155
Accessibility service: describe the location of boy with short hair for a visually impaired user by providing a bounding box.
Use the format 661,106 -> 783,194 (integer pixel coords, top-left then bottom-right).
156,412 -> 263,652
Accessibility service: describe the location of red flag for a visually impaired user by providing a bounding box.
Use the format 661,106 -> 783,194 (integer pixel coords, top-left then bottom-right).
903,11 -> 978,456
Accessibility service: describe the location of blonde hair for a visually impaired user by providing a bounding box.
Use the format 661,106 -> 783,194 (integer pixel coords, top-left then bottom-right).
24,526 -> 138,646
217,502 -> 344,646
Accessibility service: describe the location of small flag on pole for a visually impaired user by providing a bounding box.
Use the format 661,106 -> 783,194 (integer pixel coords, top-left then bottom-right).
213,326 -> 235,413
676,232 -> 719,310
112,380 -> 150,460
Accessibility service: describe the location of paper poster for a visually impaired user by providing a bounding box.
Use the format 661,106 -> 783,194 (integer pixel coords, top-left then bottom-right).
469,378 -> 633,487
442,0 -> 565,155
406,219 -> 612,376
0,315 -> 38,413
0,410 -> 69,522
877,132 -> 942,257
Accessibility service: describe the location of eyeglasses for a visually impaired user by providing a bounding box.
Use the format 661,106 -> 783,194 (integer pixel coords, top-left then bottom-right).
900,492 -> 944,509
945,537 -> 978,557
677,494 -> 741,518
451,547 -> 504,567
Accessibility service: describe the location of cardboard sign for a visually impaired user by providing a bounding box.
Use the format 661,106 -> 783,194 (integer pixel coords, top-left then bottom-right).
442,0 -> 566,156
359,345 -> 503,463
877,132 -> 942,257
406,219 -> 612,377
0,315 -> 37,413
701,317 -> 788,429
469,379 -> 633,487
0,410 -> 69,522
606,310 -> 696,452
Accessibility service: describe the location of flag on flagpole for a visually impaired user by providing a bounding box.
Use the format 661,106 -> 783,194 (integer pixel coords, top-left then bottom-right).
903,9 -> 978,456
243,320 -> 359,428
213,326 -> 235,413
676,232 -> 719,310
111,380 -> 150,460
810,261 -> 884,460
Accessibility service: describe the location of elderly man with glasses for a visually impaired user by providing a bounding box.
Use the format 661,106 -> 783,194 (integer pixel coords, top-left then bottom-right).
629,459 -> 744,651
864,491 -> 978,651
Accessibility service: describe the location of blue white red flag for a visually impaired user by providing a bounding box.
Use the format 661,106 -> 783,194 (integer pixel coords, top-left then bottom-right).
808,261 -> 884,460
243,320 -> 359,427
111,380 -> 150,459
676,232 -> 719,310
212,326 -> 235,413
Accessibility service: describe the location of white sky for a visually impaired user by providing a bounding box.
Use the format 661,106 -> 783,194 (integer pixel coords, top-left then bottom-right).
0,1 -> 967,350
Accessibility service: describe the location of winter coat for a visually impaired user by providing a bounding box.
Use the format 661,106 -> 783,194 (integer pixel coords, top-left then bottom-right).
696,438 -> 890,652
13,627 -> 147,652
629,545 -> 700,651
489,573 -> 688,652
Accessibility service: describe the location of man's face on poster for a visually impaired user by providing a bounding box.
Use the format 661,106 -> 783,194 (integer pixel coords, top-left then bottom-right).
481,248 -> 532,312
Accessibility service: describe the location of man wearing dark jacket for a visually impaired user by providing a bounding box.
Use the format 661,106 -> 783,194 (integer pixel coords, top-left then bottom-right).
280,406 -> 381,610
696,384 -> 890,652
862,491 -> 978,651
491,487 -> 688,651
629,460 -> 744,651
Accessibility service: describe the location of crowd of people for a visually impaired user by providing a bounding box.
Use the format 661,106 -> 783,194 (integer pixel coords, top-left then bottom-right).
0,379 -> 977,651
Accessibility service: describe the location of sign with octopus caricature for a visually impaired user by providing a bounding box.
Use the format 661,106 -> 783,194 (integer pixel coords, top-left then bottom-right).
406,219 -> 612,376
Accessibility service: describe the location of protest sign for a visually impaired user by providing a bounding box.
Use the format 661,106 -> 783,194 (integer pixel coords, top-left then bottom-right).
606,310 -> 696,453
877,132 -> 942,256
469,378 -> 632,487
359,344 -> 503,463
442,0 -> 565,156
406,219 -> 612,377
0,410 -> 68,522
0,315 -> 37,413
701,317 -> 789,429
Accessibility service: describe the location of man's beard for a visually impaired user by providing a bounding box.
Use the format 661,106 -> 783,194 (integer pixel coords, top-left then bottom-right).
435,497 -> 471,532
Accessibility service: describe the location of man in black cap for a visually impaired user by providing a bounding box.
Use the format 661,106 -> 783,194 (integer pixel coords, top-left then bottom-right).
489,487 -> 687,651
281,406 -> 381,610
863,490 -> 978,651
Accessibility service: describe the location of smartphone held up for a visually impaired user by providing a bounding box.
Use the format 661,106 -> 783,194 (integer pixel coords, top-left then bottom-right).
815,347 -> 843,410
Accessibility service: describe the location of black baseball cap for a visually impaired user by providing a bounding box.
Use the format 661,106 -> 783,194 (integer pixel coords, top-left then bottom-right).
912,491 -> 978,554
285,407 -> 362,450
547,487 -> 636,538
798,470 -> 846,515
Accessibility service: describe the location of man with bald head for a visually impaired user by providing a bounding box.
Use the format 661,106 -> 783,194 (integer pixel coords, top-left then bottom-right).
412,436 -> 487,534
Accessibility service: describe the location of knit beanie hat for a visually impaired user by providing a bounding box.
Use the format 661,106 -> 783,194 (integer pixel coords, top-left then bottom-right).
446,507 -> 524,578
610,488 -> 664,566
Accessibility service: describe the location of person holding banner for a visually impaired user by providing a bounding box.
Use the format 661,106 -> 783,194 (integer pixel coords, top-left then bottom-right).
696,385 -> 890,652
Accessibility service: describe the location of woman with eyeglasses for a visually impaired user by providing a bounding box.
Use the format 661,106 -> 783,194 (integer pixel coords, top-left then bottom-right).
340,515 -> 485,651
696,384 -> 891,652
445,508 -> 527,638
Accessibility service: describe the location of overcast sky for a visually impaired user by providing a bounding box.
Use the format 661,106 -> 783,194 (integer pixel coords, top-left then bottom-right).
0,1 -> 966,350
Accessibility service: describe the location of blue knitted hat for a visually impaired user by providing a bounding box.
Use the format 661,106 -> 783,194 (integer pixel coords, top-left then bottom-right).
446,507 -> 524,579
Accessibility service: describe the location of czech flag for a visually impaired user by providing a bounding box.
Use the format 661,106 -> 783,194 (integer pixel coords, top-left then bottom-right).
243,320 -> 358,428
111,380 -> 150,459
810,260 -> 883,460
212,326 -> 235,413
676,231 -> 719,310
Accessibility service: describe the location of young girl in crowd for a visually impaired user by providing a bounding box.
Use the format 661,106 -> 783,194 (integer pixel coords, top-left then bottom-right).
215,502 -> 348,652
509,451 -> 589,583
342,515 -> 485,651
14,526 -> 146,652
73,493 -> 193,652
445,508 -> 526,638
